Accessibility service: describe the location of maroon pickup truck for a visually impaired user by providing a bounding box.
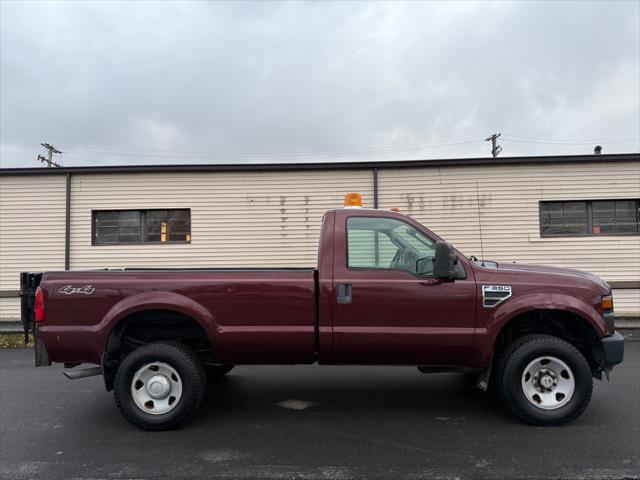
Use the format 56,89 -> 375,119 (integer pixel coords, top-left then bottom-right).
21,200 -> 624,430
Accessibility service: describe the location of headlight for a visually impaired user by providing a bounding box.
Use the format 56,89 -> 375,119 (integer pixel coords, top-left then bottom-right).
601,295 -> 614,312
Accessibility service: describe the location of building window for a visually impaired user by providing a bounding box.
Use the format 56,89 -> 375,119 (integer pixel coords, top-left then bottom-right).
93,209 -> 191,245
540,200 -> 639,237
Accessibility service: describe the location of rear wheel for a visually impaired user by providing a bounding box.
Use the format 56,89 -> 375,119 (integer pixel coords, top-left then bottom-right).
114,341 -> 206,430
495,334 -> 593,426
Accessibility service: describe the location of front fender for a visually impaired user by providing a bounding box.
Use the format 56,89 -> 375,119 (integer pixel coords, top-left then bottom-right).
472,292 -> 607,367
98,291 -> 219,352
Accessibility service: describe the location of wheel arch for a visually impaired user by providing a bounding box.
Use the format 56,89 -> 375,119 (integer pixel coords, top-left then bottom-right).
100,292 -> 219,390
99,291 -> 218,347
490,308 -> 604,377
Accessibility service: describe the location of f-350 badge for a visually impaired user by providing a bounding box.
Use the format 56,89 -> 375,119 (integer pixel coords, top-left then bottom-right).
482,285 -> 512,308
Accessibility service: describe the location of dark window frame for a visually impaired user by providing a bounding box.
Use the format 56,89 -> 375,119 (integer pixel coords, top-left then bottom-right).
92,209 -> 191,245
539,199 -> 640,237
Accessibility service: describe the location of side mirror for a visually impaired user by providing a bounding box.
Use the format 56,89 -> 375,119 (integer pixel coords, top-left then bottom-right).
416,257 -> 434,276
433,241 -> 458,280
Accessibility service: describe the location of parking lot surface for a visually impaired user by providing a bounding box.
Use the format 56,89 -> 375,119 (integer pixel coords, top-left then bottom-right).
1,341 -> 639,480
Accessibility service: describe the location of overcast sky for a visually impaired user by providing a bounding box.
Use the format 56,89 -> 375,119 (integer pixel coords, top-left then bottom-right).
1,0 -> 638,168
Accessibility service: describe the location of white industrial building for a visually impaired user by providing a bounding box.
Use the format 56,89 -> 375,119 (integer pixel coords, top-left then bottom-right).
1,153 -> 639,326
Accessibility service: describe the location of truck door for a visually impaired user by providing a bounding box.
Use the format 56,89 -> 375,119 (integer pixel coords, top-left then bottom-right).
331,210 -> 477,365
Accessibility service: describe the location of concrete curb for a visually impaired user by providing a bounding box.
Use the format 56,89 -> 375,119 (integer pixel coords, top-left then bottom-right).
0,321 -> 21,334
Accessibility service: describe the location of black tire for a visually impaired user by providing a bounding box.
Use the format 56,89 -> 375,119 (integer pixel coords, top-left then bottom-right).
114,341 -> 207,431
495,334 -> 593,426
206,364 -> 234,381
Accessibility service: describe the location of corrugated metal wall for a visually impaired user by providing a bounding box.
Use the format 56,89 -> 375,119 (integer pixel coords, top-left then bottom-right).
0,175 -> 67,320
378,161 -> 640,281
610,289 -> 640,316
69,170 -> 374,270
0,159 -> 639,321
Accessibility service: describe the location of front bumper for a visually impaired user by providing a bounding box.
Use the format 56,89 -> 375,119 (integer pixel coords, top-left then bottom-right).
600,331 -> 624,367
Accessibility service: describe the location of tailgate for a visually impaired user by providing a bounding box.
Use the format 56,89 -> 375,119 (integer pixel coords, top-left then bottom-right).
19,272 -> 50,366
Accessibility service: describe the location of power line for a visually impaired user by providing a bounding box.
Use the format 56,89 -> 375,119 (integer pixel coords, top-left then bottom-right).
502,138 -> 640,146
503,133 -> 640,145
61,138 -> 483,162
64,137 -> 482,158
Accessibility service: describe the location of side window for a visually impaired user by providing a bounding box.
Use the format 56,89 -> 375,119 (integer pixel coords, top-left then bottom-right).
540,199 -> 639,237
93,209 -> 191,245
347,217 -> 435,275
539,201 -> 588,236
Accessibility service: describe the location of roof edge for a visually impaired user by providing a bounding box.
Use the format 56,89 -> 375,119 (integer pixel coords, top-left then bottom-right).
1,152 -> 638,176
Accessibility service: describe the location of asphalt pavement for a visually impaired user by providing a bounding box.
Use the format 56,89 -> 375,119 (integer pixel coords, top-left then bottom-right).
1,341 -> 639,480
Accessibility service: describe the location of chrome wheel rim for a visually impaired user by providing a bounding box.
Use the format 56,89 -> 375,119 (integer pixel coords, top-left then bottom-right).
131,362 -> 182,415
521,356 -> 575,410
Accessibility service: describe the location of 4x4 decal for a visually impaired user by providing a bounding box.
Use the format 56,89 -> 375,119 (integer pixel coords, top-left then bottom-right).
58,285 -> 95,295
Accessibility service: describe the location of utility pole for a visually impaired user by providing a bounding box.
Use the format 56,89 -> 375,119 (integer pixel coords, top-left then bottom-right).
37,143 -> 63,167
485,133 -> 502,158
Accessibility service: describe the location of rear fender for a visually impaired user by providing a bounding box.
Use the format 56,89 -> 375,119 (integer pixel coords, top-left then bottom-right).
99,291 -> 218,352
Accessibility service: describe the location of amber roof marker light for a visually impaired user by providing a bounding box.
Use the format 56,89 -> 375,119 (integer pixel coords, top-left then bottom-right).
344,192 -> 363,208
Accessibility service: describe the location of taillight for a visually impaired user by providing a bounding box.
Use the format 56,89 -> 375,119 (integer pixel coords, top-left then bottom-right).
34,287 -> 44,323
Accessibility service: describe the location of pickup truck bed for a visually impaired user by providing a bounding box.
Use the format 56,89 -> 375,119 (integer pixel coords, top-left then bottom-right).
31,268 -> 318,366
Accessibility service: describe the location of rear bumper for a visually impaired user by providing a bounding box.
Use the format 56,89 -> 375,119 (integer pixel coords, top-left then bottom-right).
601,331 -> 624,367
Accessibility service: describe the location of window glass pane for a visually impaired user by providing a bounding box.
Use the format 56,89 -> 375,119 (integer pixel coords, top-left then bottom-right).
94,211 -> 141,244
592,201 -> 614,216
541,225 -> 566,236
562,223 -> 587,235
118,211 -> 140,226
563,202 -> 586,216
347,217 -> 434,274
593,200 -> 639,234
347,229 -> 380,267
540,202 -> 587,236
376,233 -> 397,267
542,202 -> 563,218
94,209 -> 190,244
615,200 -> 636,217
119,226 -> 141,243
613,221 -> 639,234
167,210 -> 191,241
95,211 -> 118,227
95,225 -> 119,244
145,210 -> 166,242
143,209 -> 191,242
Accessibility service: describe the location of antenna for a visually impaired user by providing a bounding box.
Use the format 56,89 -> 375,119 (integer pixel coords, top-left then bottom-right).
475,180 -> 485,267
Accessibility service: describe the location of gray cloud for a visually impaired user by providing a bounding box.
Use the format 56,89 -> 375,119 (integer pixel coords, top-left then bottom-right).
1,0 -> 638,168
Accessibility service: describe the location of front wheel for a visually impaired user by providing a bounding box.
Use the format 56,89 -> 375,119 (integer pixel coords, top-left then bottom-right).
114,341 -> 207,430
496,334 -> 593,426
